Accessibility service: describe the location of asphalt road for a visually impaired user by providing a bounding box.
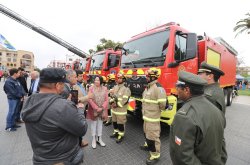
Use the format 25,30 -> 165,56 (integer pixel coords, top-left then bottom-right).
0,80 -> 250,165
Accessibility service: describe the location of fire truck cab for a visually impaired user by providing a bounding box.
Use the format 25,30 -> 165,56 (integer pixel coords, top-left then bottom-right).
84,49 -> 121,83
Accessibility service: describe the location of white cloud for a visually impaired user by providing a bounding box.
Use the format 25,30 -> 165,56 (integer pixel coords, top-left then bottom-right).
1,0 -> 250,68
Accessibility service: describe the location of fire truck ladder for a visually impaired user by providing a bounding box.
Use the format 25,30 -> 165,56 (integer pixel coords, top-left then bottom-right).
0,4 -> 89,58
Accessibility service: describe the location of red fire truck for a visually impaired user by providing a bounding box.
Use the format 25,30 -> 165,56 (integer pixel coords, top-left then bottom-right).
118,22 -> 237,125
84,49 -> 121,83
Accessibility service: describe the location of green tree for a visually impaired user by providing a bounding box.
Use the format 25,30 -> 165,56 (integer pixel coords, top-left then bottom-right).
234,13 -> 250,37
89,38 -> 123,53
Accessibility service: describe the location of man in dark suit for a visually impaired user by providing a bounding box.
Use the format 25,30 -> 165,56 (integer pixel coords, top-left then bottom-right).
28,71 -> 40,96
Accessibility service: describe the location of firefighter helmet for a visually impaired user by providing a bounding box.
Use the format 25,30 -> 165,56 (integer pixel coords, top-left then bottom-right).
117,73 -> 126,80
107,73 -> 116,80
146,68 -> 160,78
102,76 -> 107,83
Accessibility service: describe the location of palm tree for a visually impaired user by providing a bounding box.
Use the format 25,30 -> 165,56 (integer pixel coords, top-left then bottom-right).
234,13 -> 250,37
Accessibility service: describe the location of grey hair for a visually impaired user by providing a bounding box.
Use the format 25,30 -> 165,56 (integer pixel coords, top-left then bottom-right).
66,69 -> 76,79
31,71 -> 40,78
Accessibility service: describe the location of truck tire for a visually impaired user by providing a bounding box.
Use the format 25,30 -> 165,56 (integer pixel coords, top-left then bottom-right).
226,88 -> 233,106
224,89 -> 228,106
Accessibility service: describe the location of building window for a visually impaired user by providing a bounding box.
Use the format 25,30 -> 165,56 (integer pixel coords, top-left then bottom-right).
22,54 -> 31,59
0,52 -> 2,56
13,58 -> 17,62
7,58 -> 11,62
14,64 -> 16,67
0,57 -> 1,61
6,53 -> 11,57
7,63 -> 9,66
13,54 -> 17,57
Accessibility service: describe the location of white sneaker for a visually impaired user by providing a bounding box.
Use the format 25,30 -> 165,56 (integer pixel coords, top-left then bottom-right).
92,137 -> 96,149
97,136 -> 106,147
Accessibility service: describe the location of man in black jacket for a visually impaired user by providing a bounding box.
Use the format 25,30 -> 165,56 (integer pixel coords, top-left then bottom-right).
22,68 -> 88,165
16,67 -> 28,123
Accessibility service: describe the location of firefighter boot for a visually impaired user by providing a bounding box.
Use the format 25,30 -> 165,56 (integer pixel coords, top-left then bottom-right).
104,117 -> 112,126
146,152 -> 160,165
140,142 -> 150,151
110,130 -> 119,138
116,134 -> 124,143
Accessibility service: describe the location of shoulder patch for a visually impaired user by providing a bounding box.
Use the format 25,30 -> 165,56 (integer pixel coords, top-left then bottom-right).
204,90 -> 213,97
177,104 -> 191,116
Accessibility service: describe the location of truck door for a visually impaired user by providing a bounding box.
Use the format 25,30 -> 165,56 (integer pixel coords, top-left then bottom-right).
173,32 -> 198,74
106,54 -> 120,75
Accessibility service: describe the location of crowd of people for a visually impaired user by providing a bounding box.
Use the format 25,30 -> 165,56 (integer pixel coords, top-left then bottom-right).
2,62 -> 228,165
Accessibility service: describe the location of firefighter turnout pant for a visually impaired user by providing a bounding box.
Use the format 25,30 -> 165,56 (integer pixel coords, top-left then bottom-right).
144,121 -> 161,155
111,108 -> 127,139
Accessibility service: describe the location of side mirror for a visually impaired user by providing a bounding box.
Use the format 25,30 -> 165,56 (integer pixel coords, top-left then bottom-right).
186,33 -> 197,59
114,45 -> 122,51
168,61 -> 179,68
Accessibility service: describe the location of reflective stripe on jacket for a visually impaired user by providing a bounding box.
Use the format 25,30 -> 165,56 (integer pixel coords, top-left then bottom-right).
142,80 -> 166,122
112,83 -> 131,113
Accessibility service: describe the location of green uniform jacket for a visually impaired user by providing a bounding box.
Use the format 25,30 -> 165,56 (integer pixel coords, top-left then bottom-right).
170,95 -> 225,165
204,83 -> 225,114
204,83 -> 227,163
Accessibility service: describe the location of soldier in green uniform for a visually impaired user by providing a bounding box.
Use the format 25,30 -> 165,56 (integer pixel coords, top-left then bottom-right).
170,71 -> 226,165
198,61 -> 227,163
198,61 -> 226,114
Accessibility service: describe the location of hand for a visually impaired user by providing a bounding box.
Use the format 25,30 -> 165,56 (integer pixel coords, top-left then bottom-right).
96,107 -> 103,113
109,89 -> 114,95
102,112 -> 108,121
67,94 -> 72,101
88,92 -> 94,99
111,102 -> 117,109
77,103 -> 84,108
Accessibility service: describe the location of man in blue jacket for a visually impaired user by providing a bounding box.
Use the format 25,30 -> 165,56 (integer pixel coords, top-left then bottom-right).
3,68 -> 24,131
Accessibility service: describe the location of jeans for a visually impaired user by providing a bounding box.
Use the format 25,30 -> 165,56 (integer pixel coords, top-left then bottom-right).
6,99 -> 20,129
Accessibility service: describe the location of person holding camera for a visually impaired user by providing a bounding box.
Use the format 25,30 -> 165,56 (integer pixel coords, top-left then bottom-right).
61,69 -> 92,148
22,68 -> 88,165
87,75 -> 109,149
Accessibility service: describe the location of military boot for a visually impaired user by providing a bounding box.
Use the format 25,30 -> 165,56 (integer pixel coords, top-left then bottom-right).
146,152 -> 160,165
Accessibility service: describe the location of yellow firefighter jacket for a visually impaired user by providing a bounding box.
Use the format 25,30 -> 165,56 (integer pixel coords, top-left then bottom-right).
142,80 -> 167,122
111,83 -> 131,115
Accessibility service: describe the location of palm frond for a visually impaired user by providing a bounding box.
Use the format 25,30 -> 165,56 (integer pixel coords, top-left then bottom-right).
235,26 -> 248,37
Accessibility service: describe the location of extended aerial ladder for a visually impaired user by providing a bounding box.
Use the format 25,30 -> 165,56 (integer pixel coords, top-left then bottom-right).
0,4 -> 89,58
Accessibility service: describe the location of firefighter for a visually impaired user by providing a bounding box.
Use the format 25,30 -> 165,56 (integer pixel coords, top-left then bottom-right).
104,74 -> 117,126
140,68 -> 166,165
109,73 -> 131,143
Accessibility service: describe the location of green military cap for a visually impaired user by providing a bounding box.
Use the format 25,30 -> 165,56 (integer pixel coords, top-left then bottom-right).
198,61 -> 225,76
176,71 -> 207,87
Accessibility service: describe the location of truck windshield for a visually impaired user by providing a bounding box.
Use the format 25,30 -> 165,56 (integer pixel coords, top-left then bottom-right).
121,30 -> 170,68
91,53 -> 105,70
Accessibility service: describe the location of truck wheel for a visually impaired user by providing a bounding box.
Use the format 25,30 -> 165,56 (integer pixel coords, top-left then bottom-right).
224,89 -> 228,106
226,88 -> 233,106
